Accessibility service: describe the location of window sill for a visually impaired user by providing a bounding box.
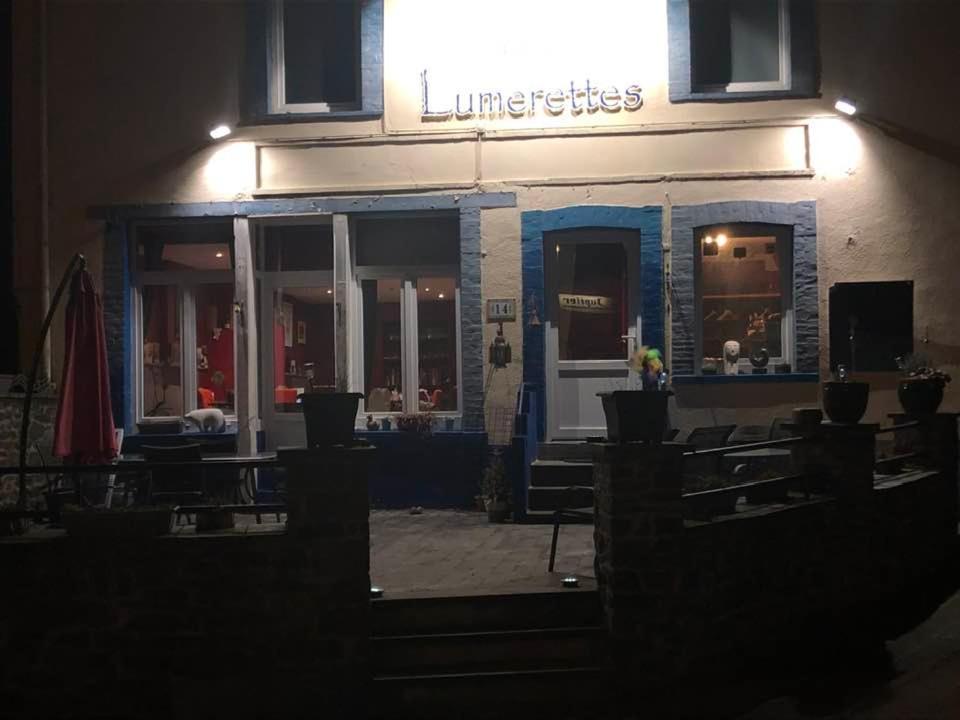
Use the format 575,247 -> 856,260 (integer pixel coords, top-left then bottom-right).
243,109 -> 383,126
672,373 -> 819,385
669,88 -> 819,103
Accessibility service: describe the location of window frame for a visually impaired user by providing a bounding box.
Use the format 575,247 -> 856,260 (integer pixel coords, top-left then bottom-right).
693,222 -> 795,374
267,0 -> 361,115
352,264 -> 463,419
247,0 -> 384,123
668,0 -> 818,103
130,220 -> 238,425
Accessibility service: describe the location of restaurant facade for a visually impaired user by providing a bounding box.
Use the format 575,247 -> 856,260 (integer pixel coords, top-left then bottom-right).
11,0 -> 960,457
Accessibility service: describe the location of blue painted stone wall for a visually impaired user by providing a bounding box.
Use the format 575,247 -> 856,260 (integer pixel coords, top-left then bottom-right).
101,221 -> 131,431
670,201 -> 819,375
459,208 -> 484,431
521,206 -> 664,439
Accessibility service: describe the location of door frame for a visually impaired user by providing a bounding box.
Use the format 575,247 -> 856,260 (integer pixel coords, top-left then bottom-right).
521,206 -> 664,441
544,232 -> 641,440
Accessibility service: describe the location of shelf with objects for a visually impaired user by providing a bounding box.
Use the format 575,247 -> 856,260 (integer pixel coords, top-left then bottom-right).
698,227 -> 790,374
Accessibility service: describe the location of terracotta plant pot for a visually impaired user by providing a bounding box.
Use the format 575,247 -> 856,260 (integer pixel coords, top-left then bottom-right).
822,381 -> 869,424
300,392 -> 364,448
898,378 -> 945,416
597,390 -> 672,443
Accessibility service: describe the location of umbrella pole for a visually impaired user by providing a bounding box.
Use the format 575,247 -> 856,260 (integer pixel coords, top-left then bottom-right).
17,252 -> 87,511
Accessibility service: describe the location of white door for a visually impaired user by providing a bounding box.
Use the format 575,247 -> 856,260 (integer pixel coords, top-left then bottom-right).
544,229 -> 641,440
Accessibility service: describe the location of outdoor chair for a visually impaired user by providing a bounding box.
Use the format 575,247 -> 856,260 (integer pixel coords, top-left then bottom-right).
141,443 -> 205,524
682,425 -> 737,488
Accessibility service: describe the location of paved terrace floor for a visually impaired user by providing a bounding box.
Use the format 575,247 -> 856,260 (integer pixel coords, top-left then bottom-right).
369,509 -> 595,598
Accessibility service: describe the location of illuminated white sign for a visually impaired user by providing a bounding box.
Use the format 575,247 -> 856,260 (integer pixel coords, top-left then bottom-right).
421,70 -> 643,121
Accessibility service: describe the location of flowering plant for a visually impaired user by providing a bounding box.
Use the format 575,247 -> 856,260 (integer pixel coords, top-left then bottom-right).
627,346 -> 666,390
896,353 -> 952,385
396,412 -> 434,435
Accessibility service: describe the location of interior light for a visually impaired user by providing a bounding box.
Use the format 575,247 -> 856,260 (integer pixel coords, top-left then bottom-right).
704,236 -> 714,244
215,251 -> 224,259
438,293 -> 445,299
425,287 -> 431,292
834,98 -> 857,116
209,124 -> 232,140
326,289 -> 333,295
716,234 -> 728,248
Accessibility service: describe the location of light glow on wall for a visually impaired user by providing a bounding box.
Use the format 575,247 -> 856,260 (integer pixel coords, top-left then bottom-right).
810,118 -> 863,177
203,142 -> 256,197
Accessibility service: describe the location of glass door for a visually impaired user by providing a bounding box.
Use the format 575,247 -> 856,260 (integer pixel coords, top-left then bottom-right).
544,229 -> 640,439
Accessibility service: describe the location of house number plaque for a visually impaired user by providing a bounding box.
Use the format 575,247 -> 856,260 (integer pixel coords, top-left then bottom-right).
487,299 -> 517,322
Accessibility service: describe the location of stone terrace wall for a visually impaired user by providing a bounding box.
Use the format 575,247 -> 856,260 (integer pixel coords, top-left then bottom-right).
0,393 -> 58,507
0,448 -> 371,720
594,418 -> 959,703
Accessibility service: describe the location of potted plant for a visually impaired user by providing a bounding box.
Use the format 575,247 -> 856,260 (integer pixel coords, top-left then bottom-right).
597,347 -> 672,443
299,391 -> 365,447
896,353 -> 952,416
822,365 -> 869,424
396,412 -> 434,436
480,451 -> 511,523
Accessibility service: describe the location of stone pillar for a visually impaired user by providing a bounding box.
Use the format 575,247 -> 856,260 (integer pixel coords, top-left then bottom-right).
593,442 -> 687,679
278,445 -> 374,707
791,423 -> 877,502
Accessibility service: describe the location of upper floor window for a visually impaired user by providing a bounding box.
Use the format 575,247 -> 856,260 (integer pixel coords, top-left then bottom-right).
249,0 -> 383,121
668,0 -> 817,102
269,0 -> 360,113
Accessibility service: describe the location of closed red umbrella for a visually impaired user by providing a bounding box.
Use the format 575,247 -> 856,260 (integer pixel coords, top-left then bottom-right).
53,269 -> 117,464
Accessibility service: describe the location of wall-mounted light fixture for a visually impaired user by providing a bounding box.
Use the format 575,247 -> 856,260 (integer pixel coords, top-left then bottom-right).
209,124 -> 232,140
834,97 -> 857,116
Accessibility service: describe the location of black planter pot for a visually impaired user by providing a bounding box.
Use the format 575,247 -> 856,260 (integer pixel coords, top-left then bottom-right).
898,379 -> 945,416
597,390 -> 672,443
300,392 -> 364,448
822,381 -> 869,424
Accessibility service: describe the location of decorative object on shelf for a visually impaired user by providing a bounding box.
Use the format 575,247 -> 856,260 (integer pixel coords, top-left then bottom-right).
597,390 -> 672,444
183,408 -> 226,433
702,357 -> 720,375
822,366 -> 869,424
396,412 -> 434,436
723,340 -> 741,375
381,417 -> 392,431
896,353 -> 952,416
300,392 -> 364,447
282,302 -> 294,347
750,347 -> 770,375
480,450 -> 511,523
366,414 -> 380,431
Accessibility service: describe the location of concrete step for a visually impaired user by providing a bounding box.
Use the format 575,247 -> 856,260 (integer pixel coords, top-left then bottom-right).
372,590 -> 602,636
372,625 -> 608,675
537,442 -> 596,462
528,485 -> 594,512
530,459 -> 593,487
371,666 -> 612,718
